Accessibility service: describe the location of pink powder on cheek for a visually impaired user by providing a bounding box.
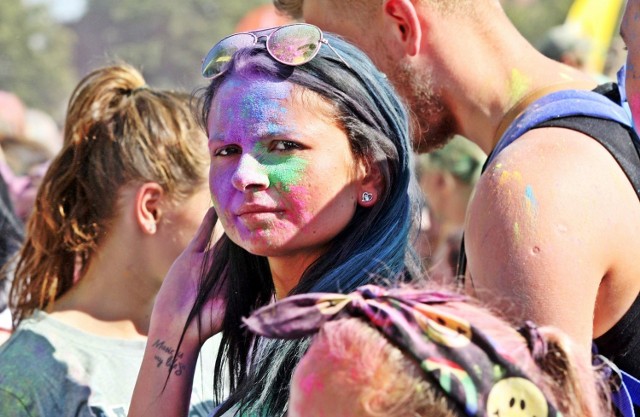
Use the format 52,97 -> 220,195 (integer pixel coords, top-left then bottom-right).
208,176 -> 239,236
283,185 -> 312,221
209,164 -> 237,211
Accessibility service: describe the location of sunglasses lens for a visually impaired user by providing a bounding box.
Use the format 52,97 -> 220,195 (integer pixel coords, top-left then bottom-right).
202,33 -> 256,78
267,24 -> 322,66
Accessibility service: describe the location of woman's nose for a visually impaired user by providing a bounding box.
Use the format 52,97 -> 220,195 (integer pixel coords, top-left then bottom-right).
231,154 -> 270,192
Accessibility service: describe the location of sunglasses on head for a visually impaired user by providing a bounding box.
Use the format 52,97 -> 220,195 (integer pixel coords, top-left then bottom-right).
201,23 -> 350,79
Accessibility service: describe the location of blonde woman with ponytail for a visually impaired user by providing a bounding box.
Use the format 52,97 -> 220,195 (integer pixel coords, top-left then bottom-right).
0,64 -> 218,417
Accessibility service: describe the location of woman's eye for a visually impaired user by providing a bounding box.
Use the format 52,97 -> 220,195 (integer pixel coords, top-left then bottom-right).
214,146 -> 241,157
272,141 -> 301,151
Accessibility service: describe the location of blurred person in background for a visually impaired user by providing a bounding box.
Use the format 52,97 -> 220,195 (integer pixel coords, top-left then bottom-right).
0,64 -> 220,417
414,136 -> 485,283
234,3 -> 292,32
538,24 -> 611,82
0,169 -> 23,345
0,91 -> 60,222
0,91 -> 28,345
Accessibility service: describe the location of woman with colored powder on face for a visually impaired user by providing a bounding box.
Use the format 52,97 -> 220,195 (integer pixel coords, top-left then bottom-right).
129,24 -> 421,417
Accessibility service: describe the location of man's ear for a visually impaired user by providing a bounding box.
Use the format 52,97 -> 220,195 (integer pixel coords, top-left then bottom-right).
357,158 -> 385,208
382,0 -> 422,57
135,183 -> 164,235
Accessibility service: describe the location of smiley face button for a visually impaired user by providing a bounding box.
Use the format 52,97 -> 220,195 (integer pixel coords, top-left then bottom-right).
486,377 -> 549,417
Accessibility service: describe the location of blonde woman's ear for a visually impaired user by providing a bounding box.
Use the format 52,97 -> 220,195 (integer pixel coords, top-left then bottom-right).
135,182 -> 164,235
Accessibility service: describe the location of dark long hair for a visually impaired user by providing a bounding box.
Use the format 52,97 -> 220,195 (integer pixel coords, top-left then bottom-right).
193,34 -> 421,416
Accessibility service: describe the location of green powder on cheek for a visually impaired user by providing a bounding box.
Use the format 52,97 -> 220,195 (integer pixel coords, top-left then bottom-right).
265,155 -> 308,191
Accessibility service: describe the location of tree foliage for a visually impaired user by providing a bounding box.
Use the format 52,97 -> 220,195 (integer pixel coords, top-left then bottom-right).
1,0 -> 601,120
502,0 -> 575,45
0,0 -> 76,119
70,0 -> 271,94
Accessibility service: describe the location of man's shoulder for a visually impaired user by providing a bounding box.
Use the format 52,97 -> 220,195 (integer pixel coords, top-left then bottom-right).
469,123 -> 637,240
490,123 -> 625,178
490,83 -> 633,173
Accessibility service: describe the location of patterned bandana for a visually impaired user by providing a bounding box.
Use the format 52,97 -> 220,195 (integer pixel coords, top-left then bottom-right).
244,284 -> 562,417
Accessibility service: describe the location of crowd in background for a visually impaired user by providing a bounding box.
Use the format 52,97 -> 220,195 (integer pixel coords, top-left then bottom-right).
0,1 -> 638,417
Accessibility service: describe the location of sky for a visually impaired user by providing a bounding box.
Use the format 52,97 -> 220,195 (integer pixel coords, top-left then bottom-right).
23,0 -> 87,22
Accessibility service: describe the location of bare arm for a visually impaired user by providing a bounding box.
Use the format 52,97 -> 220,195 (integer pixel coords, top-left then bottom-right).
129,207 -> 225,417
465,127 -> 639,349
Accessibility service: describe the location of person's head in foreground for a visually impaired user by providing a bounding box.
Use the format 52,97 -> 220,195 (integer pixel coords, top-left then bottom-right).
247,284 -> 615,417
194,23 -> 420,415
9,64 -> 210,326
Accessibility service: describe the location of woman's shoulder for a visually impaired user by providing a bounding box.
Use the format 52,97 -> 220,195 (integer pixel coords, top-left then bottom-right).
0,310 -> 146,391
0,315 -> 95,417
0,311 -> 84,382
0,311 -> 59,361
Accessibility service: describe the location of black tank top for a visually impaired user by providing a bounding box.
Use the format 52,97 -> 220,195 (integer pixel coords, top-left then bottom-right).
457,83 -> 640,379
536,112 -> 640,380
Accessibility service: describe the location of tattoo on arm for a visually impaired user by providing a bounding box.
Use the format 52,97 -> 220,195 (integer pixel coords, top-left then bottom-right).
152,339 -> 186,376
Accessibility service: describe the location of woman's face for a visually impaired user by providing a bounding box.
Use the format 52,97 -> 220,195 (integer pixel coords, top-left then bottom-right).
207,74 -> 366,264
622,0 -> 640,126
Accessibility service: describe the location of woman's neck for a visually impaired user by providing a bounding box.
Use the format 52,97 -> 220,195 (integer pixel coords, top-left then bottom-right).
49,242 -> 160,339
268,250 -> 324,300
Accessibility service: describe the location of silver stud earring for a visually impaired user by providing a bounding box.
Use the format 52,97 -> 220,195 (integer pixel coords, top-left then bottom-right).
361,192 -> 374,203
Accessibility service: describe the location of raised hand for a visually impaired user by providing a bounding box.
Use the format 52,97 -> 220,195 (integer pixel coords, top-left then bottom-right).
151,206 -> 226,344
130,207 -> 225,417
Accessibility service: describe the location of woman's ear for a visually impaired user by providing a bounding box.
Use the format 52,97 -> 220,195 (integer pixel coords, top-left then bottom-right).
382,0 -> 422,57
135,183 -> 164,235
357,159 -> 385,208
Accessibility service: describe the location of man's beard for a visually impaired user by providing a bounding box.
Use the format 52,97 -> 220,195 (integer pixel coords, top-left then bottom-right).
391,60 -> 458,154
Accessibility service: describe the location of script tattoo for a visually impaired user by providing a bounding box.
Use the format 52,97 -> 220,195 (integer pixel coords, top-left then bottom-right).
152,339 -> 186,376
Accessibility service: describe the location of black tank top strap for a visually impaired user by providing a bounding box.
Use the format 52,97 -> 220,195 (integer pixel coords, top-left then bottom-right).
594,293 -> 640,380
535,115 -> 640,201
